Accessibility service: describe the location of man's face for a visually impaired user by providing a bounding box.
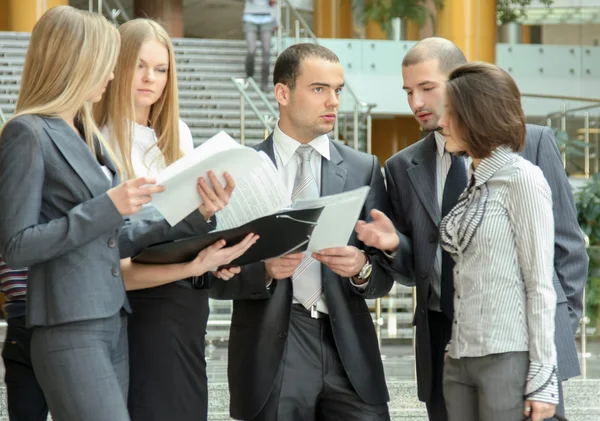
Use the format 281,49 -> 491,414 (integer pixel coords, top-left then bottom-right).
276,57 -> 344,143
402,59 -> 447,132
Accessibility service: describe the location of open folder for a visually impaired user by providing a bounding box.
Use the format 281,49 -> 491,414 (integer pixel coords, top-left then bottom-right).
132,207 -> 324,268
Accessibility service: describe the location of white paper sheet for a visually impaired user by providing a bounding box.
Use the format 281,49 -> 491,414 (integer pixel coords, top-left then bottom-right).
150,131 -> 289,226
292,186 -> 370,252
214,153 -> 291,231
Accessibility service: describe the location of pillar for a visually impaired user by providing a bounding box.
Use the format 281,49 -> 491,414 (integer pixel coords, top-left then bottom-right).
371,116 -> 422,163
5,0 -> 68,33
0,0 -> 9,31
438,0 -> 496,63
134,0 -> 184,38
522,25 -> 531,44
365,19 -> 386,40
313,0 -> 340,38
340,0 -> 353,38
407,21 -> 420,41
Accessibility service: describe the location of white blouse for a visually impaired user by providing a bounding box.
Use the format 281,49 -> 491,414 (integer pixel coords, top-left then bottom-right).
130,120 -> 194,178
102,120 -> 194,221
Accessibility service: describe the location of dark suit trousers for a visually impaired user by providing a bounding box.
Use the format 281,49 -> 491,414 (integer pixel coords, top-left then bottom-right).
2,316 -> 49,421
251,305 -> 390,421
426,310 -> 452,421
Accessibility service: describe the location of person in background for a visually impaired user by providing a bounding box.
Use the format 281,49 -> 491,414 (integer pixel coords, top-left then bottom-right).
94,18 -> 258,421
0,257 -> 48,421
243,0 -> 276,91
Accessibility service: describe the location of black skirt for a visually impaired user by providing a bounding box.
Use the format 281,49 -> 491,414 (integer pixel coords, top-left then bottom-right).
127,282 -> 210,421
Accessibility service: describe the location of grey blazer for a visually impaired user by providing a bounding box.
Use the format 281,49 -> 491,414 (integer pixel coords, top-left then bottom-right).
0,115 -> 212,327
384,124 -> 588,403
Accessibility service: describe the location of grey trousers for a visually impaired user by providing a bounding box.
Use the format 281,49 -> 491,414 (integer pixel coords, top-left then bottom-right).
31,311 -> 130,421
250,305 -> 390,421
443,352 -> 529,421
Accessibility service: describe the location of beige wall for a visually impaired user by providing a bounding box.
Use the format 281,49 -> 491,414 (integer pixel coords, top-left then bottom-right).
542,23 -> 600,45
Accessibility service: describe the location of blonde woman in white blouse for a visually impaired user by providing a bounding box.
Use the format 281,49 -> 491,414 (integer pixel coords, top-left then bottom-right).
94,19 -> 255,421
437,62 -> 558,421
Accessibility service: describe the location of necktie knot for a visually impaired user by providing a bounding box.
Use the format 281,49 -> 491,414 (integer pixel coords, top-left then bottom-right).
295,145 -> 314,161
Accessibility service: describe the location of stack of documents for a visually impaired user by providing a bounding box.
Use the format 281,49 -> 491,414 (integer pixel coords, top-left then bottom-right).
133,132 -> 371,266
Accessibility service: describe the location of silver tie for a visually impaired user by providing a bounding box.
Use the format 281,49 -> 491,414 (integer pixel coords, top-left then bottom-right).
291,145 -> 322,309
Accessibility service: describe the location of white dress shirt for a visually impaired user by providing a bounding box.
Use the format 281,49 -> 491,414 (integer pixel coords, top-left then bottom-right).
272,123 -> 331,313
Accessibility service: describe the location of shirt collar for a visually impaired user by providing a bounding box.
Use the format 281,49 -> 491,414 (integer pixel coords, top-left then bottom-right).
273,121 -> 331,166
473,146 -> 518,187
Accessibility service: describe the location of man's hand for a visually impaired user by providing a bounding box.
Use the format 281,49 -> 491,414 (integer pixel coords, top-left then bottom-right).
524,400 -> 556,421
312,246 -> 366,279
355,209 -> 400,253
265,253 -> 304,280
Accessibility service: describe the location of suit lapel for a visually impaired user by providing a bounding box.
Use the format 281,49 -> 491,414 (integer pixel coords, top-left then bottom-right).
320,140 -> 347,196
254,134 -> 277,168
43,117 -> 110,197
407,133 -> 439,225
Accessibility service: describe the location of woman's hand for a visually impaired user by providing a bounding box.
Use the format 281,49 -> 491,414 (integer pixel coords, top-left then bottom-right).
524,400 -> 556,421
197,171 -> 235,221
107,177 -> 165,216
184,233 -> 259,277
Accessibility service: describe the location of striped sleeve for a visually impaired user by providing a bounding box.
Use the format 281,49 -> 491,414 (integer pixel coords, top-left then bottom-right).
507,165 -> 558,405
0,256 -> 28,301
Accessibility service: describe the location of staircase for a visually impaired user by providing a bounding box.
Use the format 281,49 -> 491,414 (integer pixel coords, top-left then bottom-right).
0,33 -> 278,146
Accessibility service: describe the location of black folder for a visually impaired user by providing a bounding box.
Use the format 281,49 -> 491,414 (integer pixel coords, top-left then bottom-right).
132,207 -> 325,268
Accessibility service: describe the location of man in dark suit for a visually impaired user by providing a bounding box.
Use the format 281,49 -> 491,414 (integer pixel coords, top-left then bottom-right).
355,37 -> 588,421
210,43 -> 395,421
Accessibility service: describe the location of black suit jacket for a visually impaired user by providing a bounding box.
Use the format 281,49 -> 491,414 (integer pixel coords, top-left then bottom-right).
210,134 -> 396,420
384,124 -> 587,403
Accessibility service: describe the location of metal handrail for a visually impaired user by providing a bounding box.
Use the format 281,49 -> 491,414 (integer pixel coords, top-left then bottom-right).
544,101 -> 600,178
523,93 -> 600,104
275,0 -> 375,152
246,77 -> 279,118
231,77 -> 275,145
90,0 -> 130,23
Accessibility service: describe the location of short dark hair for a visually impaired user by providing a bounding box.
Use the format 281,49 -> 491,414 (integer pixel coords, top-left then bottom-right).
273,43 -> 340,90
402,37 -> 467,75
445,62 -> 526,159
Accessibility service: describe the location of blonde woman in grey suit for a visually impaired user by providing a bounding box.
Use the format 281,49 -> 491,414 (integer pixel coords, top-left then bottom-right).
0,6 -> 249,421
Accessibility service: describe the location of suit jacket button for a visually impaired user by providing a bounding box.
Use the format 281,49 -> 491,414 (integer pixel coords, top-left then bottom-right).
278,331 -> 287,339
108,237 -> 117,248
429,234 -> 437,243
420,271 -> 429,279
111,267 -> 120,277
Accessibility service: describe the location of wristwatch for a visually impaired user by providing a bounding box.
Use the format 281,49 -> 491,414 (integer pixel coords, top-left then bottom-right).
356,251 -> 373,281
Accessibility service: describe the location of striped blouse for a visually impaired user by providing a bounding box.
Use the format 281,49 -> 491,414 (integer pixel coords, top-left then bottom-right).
0,255 -> 27,319
439,146 -> 559,404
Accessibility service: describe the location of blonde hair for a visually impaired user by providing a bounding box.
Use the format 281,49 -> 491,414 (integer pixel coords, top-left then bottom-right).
95,19 -> 183,180
8,6 -> 122,176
